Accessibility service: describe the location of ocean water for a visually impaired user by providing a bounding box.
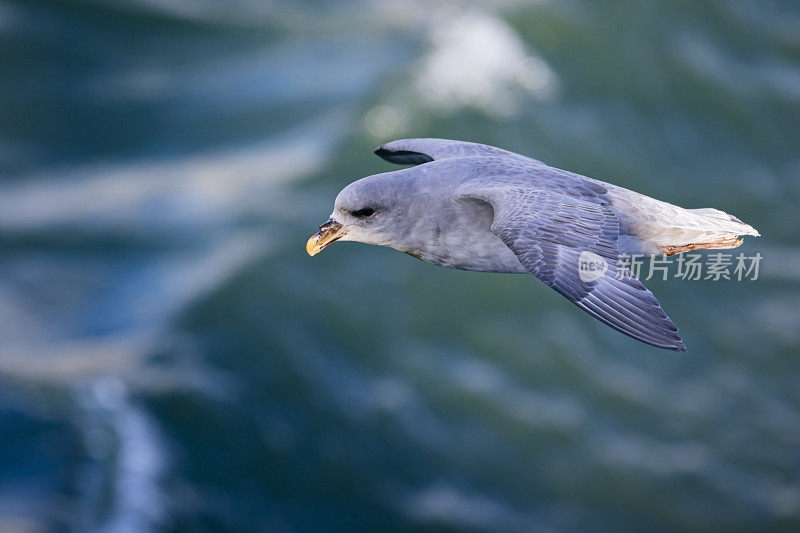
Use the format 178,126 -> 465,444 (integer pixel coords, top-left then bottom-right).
0,0 -> 799,531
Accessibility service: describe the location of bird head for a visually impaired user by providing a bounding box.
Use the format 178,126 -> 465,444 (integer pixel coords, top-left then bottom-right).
306,174 -> 411,256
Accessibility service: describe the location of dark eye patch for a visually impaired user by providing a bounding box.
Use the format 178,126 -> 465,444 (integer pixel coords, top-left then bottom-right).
351,207 -> 376,218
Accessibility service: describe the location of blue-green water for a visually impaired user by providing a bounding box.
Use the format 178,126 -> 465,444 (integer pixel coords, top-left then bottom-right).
0,1 -> 798,531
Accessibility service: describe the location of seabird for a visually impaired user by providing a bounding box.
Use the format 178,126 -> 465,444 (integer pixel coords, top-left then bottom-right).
307,139 -> 759,350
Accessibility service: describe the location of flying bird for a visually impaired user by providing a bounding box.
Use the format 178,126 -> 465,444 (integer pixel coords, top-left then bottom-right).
307,139 -> 759,350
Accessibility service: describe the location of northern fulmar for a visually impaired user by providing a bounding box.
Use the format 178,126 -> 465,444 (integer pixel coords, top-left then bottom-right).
307,138 -> 759,351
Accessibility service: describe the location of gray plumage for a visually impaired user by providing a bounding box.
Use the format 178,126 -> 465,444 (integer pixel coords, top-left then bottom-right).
311,138 -> 760,351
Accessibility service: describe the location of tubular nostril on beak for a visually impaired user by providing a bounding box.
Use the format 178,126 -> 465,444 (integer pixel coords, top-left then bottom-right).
306,219 -> 346,256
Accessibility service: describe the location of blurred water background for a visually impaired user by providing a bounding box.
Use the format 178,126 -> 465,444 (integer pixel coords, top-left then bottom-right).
0,0 -> 799,531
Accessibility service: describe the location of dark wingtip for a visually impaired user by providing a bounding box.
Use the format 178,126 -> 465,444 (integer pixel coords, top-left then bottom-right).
665,340 -> 687,352
653,322 -> 686,351
374,147 -> 434,165
658,331 -> 686,351
662,320 -> 686,351
638,333 -> 685,351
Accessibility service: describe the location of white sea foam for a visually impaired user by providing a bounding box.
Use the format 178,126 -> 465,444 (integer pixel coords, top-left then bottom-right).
414,10 -> 558,115
0,116 -> 338,231
676,33 -> 800,101
75,377 -> 166,533
0,114 -> 342,387
404,482 -> 535,531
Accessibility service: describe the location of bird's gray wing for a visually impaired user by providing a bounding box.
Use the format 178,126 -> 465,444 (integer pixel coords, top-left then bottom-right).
375,138 -> 541,165
461,177 -> 685,351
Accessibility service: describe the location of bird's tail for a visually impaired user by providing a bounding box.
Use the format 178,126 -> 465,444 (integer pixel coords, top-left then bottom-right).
605,186 -> 760,256
659,207 -> 760,256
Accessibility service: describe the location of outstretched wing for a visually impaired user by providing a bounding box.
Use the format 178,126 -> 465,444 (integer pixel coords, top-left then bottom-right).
375,138 -> 541,165
461,176 -> 685,351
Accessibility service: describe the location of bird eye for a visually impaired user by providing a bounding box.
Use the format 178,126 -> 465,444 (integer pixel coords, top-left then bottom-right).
351,207 -> 376,218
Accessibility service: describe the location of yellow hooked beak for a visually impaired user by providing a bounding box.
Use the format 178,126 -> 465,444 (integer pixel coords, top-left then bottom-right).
306,218 -> 347,256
